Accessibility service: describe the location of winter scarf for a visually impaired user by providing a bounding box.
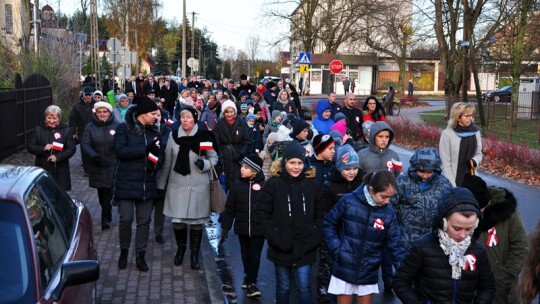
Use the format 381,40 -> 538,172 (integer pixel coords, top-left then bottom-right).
438,228 -> 472,279
453,123 -> 480,186
171,128 -> 213,175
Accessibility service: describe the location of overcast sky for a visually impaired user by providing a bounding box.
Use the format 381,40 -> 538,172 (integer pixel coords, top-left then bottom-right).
54,0 -> 291,59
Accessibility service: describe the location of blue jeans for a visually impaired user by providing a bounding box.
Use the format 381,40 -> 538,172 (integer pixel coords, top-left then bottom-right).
275,264 -> 312,304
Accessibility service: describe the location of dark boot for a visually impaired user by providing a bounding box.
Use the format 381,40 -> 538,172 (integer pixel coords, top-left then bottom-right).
118,249 -> 128,270
173,227 -> 187,266
136,252 -> 149,272
190,229 -> 203,270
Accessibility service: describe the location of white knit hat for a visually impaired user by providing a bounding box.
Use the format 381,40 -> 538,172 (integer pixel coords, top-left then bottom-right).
221,100 -> 237,113
94,101 -> 113,113
93,90 -> 103,97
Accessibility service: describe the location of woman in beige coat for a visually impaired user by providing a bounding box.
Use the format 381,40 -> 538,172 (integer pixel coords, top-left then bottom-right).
157,106 -> 218,270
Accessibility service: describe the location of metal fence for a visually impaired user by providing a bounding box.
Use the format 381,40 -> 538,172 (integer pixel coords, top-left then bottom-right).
0,74 -> 52,161
483,91 -> 540,146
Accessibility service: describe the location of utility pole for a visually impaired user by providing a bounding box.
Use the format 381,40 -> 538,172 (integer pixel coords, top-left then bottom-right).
191,11 -> 197,75
182,0 -> 186,78
90,0 -> 100,89
462,0 -> 469,102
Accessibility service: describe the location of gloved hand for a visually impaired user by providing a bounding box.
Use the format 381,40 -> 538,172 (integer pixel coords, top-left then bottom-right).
220,229 -> 229,244
146,138 -> 161,156
194,159 -> 205,170
233,152 -> 243,162
91,156 -> 106,167
467,159 -> 477,169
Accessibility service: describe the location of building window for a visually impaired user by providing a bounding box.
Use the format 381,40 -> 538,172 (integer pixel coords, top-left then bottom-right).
5,4 -> 13,34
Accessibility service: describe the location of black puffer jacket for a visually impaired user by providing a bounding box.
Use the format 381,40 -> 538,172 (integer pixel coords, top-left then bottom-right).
254,160 -> 324,267
69,99 -> 96,141
27,122 -> 76,190
221,172 -> 266,237
321,168 -> 364,212
113,106 -> 161,201
81,113 -> 119,188
393,188 -> 496,304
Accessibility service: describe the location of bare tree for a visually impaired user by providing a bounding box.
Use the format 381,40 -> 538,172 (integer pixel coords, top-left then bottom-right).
246,35 -> 261,78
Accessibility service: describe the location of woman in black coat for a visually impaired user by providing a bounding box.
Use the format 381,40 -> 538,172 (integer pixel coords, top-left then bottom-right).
81,101 -> 119,230
212,99 -> 251,192
27,105 -> 76,191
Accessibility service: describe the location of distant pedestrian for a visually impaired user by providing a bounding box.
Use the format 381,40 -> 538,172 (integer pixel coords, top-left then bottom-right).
298,77 -> 304,96
27,105 -> 76,191
408,80 -> 414,97
113,97 -> 162,272
221,154 -> 266,298
383,86 -> 396,116
69,86 -> 96,175
81,101 -> 119,230
439,102 -> 483,186
324,170 -> 405,304
342,77 -> 351,94
393,187 -> 496,303
255,140 -> 324,304
350,79 -> 356,95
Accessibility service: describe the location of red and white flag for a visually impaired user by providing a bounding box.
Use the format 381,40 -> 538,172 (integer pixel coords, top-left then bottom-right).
166,119 -> 174,126
373,218 -> 385,230
200,141 -> 213,151
147,152 -> 159,164
52,141 -> 64,151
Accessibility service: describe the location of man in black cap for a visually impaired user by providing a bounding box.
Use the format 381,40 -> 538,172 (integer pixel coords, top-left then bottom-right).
235,74 -> 256,100
113,96 -> 162,273
69,86 -> 97,175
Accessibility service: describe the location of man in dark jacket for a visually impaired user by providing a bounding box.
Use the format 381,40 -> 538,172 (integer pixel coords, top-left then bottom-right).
159,78 -> 178,115
143,74 -> 160,96
339,93 -> 363,142
235,74 -> 257,100
393,187 -> 496,304
69,86 -> 96,175
113,97 -> 162,272
262,81 -> 278,111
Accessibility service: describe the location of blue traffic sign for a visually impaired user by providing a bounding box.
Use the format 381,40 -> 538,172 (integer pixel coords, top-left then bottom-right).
299,52 -> 311,64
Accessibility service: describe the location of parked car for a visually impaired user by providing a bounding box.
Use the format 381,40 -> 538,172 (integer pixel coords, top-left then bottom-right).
260,76 -> 282,84
483,85 -> 512,102
0,165 -> 99,304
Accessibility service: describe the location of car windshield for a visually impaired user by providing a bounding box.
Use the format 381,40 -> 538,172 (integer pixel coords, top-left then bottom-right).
0,202 -> 36,304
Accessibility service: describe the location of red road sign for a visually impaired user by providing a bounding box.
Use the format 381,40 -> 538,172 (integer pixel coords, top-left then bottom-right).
329,60 -> 343,74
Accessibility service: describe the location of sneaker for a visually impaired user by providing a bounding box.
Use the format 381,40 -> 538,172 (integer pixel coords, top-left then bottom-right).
246,283 -> 261,297
241,276 -> 248,289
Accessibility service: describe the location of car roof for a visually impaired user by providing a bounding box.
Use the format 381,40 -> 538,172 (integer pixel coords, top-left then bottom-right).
0,165 -> 43,202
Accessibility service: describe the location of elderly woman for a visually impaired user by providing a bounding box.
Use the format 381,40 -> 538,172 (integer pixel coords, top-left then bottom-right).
113,93 -> 131,122
157,106 -> 218,270
81,101 -> 119,230
439,102 -> 483,186
27,105 -> 76,190
212,100 -> 250,192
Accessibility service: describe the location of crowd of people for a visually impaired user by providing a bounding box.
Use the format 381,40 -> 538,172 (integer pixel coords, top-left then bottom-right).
27,72 -> 540,303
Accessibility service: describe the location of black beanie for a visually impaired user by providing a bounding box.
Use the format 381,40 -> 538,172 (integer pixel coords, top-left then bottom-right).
136,97 -> 159,115
291,118 -> 310,137
179,106 -> 199,123
461,174 -> 491,209
242,154 -> 263,174
312,134 -> 335,155
281,140 -> 306,165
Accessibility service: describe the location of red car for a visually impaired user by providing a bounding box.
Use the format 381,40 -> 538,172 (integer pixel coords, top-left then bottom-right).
0,165 -> 99,303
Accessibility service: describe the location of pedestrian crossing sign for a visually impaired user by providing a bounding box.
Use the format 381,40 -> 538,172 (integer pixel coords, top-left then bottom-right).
300,64 -> 310,73
299,52 -> 311,64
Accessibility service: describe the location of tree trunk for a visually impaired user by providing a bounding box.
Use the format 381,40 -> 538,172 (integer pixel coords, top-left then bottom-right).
470,55 -> 486,127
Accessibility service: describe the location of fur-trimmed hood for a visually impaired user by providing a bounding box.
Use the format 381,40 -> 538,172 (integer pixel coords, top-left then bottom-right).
269,158 -> 316,179
478,187 -> 517,232
124,105 -> 158,135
